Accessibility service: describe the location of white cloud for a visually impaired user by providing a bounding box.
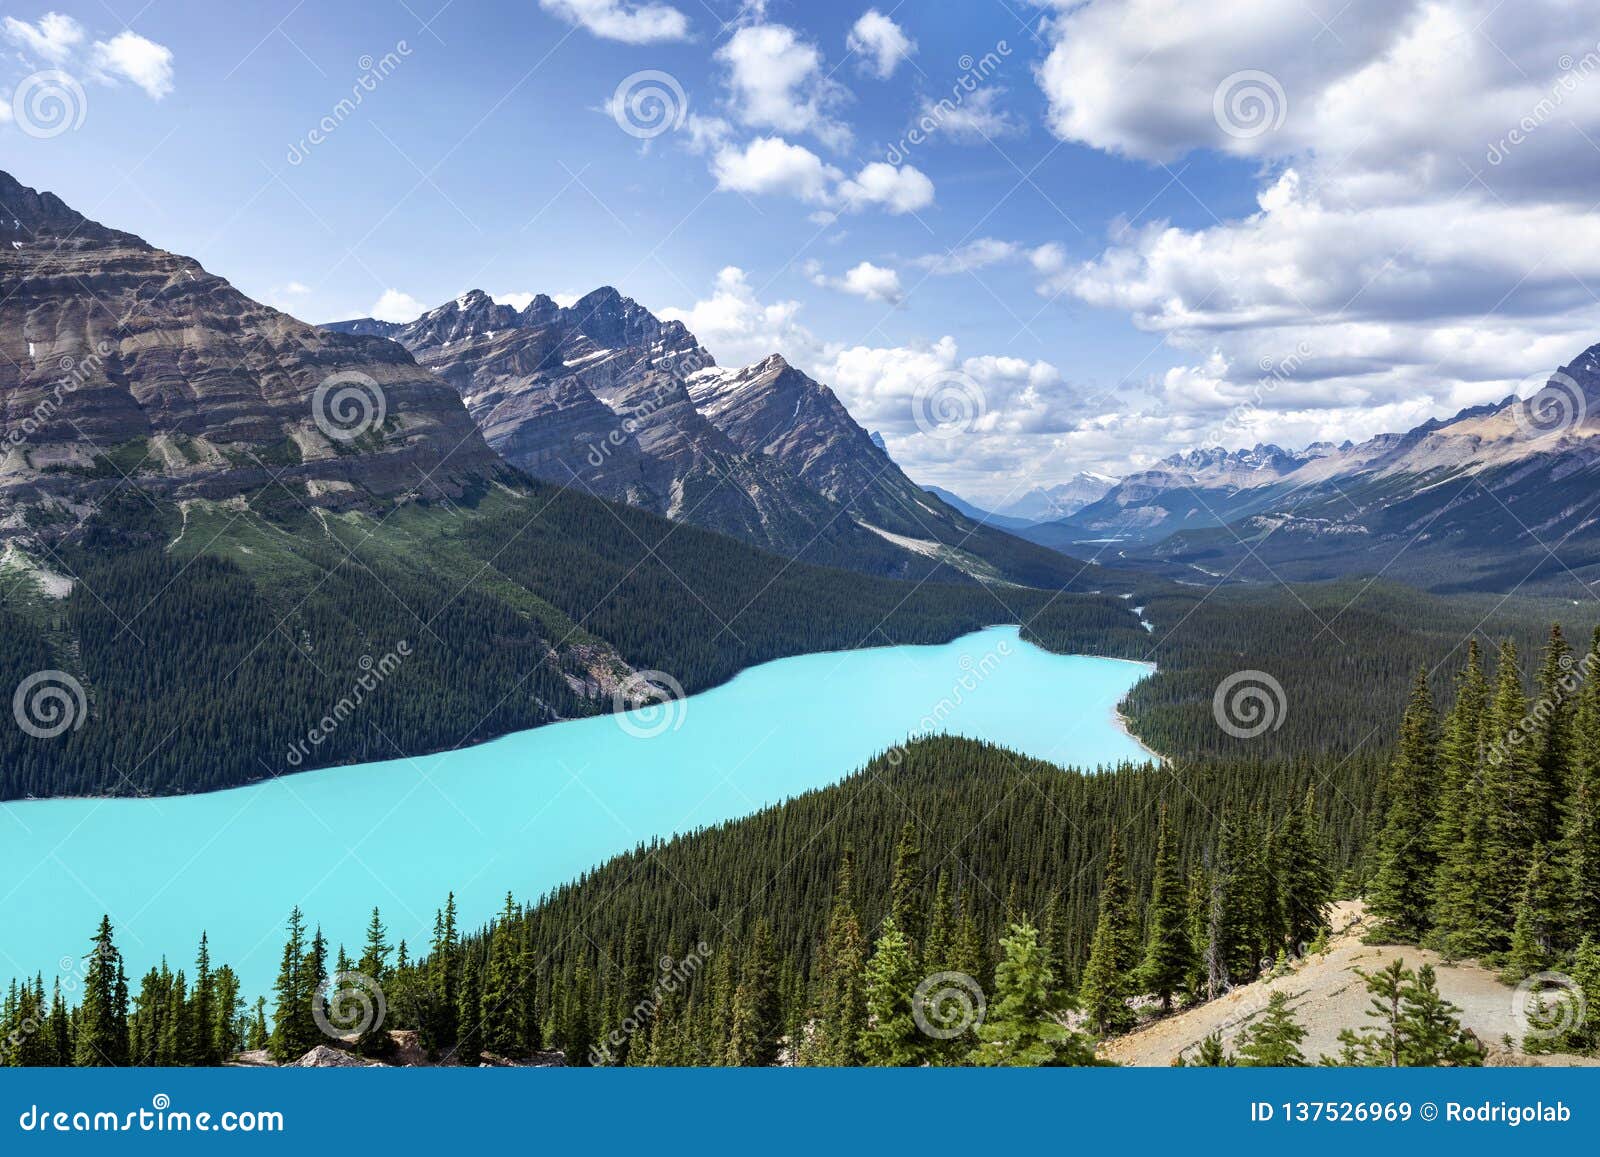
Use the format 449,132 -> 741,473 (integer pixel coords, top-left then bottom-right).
917,87 -> 1022,142
836,161 -> 934,214
716,23 -> 850,149
370,289 -> 429,323
846,10 -> 915,80
711,136 -> 842,202
1026,0 -> 1600,462
916,239 -> 1018,275
2,15 -> 174,103
539,0 -> 689,43
683,113 -> 732,155
659,266 -> 818,367
810,260 -> 903,303
90,31 -> 174,99
3,12 -> 84,63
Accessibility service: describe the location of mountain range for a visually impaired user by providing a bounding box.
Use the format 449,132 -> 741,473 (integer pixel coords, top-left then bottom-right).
325,290 -> 1095,586
1023,381 -> 1600,592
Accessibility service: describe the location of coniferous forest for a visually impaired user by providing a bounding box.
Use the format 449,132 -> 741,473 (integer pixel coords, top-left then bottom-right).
7,618 -> 1598,1066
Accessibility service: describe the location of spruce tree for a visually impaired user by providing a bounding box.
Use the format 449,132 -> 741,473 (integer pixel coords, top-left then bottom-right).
857,917 -> 922,1066
1367,669 -> 1440,942
1079,828 -> 1138,1034
1503,851 -> 1562,981
1138,803 -> 1194,1012
727,919 -> 781,1066
1432,641 -> 1497,953
887,820 -> 924,948
812,852 -> 867,1065
1235,990 -> 1307,1066
968,923 -> 1097,1066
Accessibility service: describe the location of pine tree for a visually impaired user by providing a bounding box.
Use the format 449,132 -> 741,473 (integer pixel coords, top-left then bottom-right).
1533,623 -> 1574,840
75,916 -> 129,1067
811,852 -> 868,1065
1191,1031 -> 1231,1066
1398,964 -> 1483,1066
1334,959 -> 1481,1066
1432,641 -> 1497,953
188,933 -> 215,1066
268,907 -> 311,1062
1564,641 -> 1600,941
1367,669 -> 1439,942
968,923 -> 1097,1066
455,947 -> 483,1062
1079,828 -> 1139,1034
887,820 -> 924,948
1279,786 -> 1331,951
480,896 -> 525,1059
1137,803 -> 1194,1012
1482,641 -> 1541,942
1235,990 -> 1307,1066
857,917 -> 922,1066
727,919 -> 781,1066
1503,851 -> 1562,981
1333,958 -> 1409,1066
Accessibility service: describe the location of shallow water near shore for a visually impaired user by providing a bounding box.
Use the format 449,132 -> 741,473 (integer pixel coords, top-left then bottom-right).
0,625 -> 1154,996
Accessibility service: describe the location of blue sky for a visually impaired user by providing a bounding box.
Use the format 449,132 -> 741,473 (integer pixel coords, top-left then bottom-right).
6,1 -> 1600,503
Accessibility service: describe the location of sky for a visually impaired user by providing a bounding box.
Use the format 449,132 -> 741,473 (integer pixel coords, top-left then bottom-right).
5,1 -> 1600,504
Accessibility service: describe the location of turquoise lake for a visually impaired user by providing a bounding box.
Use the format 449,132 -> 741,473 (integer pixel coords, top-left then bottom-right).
0,626 -> 1154,997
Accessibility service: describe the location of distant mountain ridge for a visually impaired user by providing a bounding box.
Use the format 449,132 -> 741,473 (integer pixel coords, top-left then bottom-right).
1029,366 -> 1600,591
